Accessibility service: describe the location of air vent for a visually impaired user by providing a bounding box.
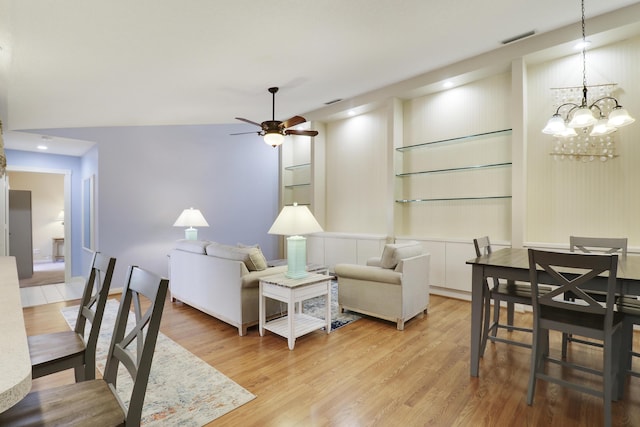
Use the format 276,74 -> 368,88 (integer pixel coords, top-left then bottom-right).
501,30 -> 535,45
324,98 -> 342,105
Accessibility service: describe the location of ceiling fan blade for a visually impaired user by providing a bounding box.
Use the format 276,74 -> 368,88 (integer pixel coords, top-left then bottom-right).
235,117 -> 262,127
282,115 -> 307,129
230,131 -> 262,136
285,129 -> 318,137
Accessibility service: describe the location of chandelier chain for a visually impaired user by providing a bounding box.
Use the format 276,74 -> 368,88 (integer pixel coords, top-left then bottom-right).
581,0 -> 588,105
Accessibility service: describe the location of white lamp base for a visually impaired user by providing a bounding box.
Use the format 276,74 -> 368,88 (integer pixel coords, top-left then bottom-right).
185,227 -> 198,240
285,235 -> 308,279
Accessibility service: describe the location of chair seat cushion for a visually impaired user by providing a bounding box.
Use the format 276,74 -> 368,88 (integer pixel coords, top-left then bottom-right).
334,264 -> 402,285
0,379 -> 125,426
618,296 -> 640,316
492,282 -> 552,299
28,330 -> 85,368
541,305 -> 625,330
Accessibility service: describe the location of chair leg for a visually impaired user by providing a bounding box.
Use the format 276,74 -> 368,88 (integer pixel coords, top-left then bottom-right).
506,302 -> 515,332
604,333 -> 614,427
74,365 -> 85,382
527,325 -> 542,405
561,333 -> 569,358
481,292 -> 491,356
491,299 -> 500,338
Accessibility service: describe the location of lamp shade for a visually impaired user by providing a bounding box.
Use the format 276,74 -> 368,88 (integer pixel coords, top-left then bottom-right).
173,208 -> 209,227
608,107 -> 636,127
542,114 -> 567,135
268,203 -> 323,236
567,107 -> 597,128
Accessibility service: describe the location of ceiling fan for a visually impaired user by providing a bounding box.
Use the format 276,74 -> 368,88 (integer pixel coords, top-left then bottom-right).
232,87 -> 318,147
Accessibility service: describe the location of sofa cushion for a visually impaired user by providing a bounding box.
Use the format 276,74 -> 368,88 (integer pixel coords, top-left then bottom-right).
206,242 -> 268,271
174,239 -> 210,254
379,241 -> 423,269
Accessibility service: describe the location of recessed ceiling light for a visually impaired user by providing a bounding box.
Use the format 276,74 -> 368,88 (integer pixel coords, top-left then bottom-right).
443,81 -> 454,89
347,110 -> 356,116
37,145 -> 48,150
574,40 -> 592,50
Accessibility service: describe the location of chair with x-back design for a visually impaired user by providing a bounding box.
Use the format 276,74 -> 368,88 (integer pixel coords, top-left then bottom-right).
0,265 -> 169,426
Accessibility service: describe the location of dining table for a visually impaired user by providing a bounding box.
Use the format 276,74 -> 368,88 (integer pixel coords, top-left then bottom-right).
466,247 -> 640,377
0,256 -> 32,412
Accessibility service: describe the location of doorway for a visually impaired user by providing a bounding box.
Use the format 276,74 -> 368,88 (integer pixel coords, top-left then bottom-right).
6,168 -> 71,286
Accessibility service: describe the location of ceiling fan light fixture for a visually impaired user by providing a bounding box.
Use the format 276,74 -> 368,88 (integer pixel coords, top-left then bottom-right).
264,131 -> 284,147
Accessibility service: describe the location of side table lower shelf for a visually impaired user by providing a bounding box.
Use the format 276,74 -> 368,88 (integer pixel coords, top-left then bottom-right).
263,313 -> 327,338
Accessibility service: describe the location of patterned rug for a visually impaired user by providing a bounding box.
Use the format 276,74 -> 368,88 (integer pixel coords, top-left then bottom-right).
62,299 -> 255,426
302,280 -> 361,331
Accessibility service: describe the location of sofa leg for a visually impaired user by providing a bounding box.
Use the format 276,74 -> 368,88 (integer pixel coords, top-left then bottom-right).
397,319 -> 405,331
339,304 -> 344,313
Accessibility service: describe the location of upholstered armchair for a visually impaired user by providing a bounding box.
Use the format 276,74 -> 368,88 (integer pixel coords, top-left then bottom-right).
334,241 -> 430,330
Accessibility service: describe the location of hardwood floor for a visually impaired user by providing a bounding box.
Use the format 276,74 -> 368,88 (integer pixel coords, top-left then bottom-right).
22,295 -> 640,426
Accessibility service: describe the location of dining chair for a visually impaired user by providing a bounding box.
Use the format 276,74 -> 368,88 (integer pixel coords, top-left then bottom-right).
617,292 -> 640,393
473,236 -> 548,355
527,249 -> 624,427
28,251 -> 116,381
0,266 -> 169,427
563,236 -> 628,357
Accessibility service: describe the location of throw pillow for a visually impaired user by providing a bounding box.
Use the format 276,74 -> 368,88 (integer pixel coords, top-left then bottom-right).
206,242 -> 268,271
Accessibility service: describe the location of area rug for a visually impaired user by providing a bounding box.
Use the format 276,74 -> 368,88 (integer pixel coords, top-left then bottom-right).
62,299 -> 255,426
302,280 -> 360,331
19,263 -> 65,288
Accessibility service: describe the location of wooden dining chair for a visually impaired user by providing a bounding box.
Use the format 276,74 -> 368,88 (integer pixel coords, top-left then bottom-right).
28,251 -> 116,381
527,249 -> 624,427
563,236 -> 628,357
473,236 -> 547,355
0,266 -> 169,427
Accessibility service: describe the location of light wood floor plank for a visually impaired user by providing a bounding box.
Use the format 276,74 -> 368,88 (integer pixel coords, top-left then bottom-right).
21,295 -> 640,426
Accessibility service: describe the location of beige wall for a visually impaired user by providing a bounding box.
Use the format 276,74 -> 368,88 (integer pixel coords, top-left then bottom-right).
325,108 -> 388,234
526,36 -> 640,244
7,171 -> 64,262
318,34 -> 640,248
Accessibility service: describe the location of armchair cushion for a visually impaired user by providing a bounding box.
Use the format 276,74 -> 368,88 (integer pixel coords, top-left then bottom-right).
334,264 -> 402,285
380,241 -> 423,269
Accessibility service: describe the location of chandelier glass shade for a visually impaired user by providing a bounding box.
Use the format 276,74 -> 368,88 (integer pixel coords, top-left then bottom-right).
542,0 -> 634,161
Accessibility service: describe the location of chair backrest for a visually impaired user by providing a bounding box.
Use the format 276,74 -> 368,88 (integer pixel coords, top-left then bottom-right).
102,266 -> 169,426
528,249 -> 619,333
473,236 -> 492,257
570,236 -> 628,257
74,252 -> 117,353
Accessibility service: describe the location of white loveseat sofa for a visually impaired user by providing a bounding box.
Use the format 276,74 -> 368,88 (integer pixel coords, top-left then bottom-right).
169,240 -> 287,336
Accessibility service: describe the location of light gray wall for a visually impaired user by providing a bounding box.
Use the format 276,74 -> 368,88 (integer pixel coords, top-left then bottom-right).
31,124 -> 281,285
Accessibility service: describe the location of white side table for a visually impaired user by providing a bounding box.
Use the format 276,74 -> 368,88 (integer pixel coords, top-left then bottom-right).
259,272 -> 333,350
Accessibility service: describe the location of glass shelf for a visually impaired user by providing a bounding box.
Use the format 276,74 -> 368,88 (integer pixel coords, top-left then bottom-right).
284,183 -> 311,189
395,195 -> 512,203
284,163 -> 311,171
396,129 -> 512,152
396,162 -> 512,177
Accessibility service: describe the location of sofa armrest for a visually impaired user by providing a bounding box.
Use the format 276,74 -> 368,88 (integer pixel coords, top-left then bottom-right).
334,263 -> 402,285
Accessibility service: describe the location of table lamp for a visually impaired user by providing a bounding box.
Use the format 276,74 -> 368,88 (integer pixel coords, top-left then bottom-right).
268,203 -> 323,279
173,207 -> 209,240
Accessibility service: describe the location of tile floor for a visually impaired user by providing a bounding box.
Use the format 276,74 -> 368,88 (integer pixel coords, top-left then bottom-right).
20,278 -> 86,308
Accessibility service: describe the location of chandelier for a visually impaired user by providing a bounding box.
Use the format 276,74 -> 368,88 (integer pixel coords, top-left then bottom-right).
542,0 -> 634,161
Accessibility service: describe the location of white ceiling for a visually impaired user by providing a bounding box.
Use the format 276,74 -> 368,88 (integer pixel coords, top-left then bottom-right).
1,0 -> 639,155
